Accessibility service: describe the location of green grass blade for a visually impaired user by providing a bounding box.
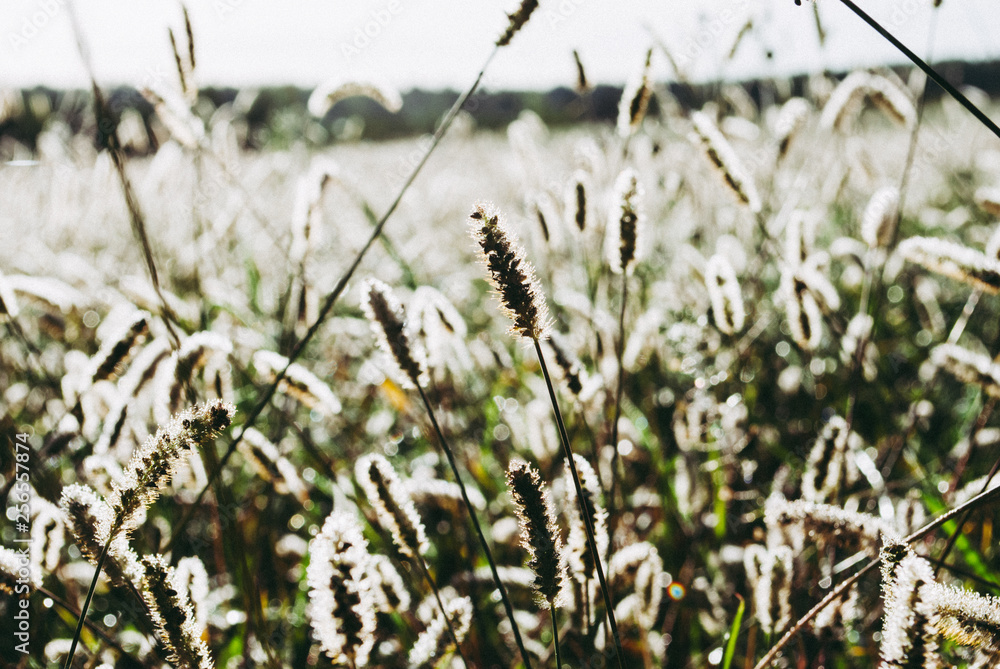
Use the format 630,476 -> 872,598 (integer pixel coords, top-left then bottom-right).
722,594 -> 745,669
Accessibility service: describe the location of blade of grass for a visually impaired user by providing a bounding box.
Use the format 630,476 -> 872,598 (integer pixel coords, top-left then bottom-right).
722,595 -> 746,669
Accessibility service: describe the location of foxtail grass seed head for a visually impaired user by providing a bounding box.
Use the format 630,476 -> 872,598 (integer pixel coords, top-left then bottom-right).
930,582 -> 1000,651
880,550 -> 940,669
174,556 -> 210,635
306,511 -> 377,666
617,48 -> 653,138
785,209 -> 816,265
367,554 -> 411,613
899,236 -> 1000,294
705,254 -> 745,335
754,545 -> 793,635
507,460 -> 566,608
819,71 -> 872,132
566,169 -> 590,233
691,110 -> 762,213
109,401 -> 234,535
59,483 -> 139,587
930,344 -> 1000,398
252,350 -> 342,415
470,202 -> 551,340
608,542 -> 665,629
782,273 -> 823,351
408,595 -> 474,668
573,49 -> 589,93
867,73 -> 917,127
606,167 -> 645,275
356,454 -> 428,559
166,331 -> 234,415
841,313 -> 878,382
31,499 -> 64,572
565,455 -> 608,583
862,186 -> 900,249
801,415 -> 861,503
307,79 -> 402,117
409,285 -> 470,379
496,0 -> 539,46
361,278 -> 427,389
239,428 -> 308,502
90,310 -> 149,383
765,496 -> 900,557
775,96 -> 811,158
140,554 -> 214,669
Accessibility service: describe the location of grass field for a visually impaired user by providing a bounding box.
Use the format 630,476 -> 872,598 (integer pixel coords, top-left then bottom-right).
5,8 -> 1000,668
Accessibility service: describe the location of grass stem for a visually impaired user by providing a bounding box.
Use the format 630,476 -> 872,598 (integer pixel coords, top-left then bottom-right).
63,536 -> 111,669
417,385 -> 535,668
534,338 -> 626,669
417,555 -> 470,669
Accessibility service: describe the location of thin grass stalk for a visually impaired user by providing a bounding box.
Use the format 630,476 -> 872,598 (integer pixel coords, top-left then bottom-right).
551,606 -> 562,669
63,537 -> 111,669
416,385 -> 534,669
834,0 -> 1000,140
164,46 -> 501,552
607,273 -> 629,527
415,556 -> 470,669
66,0 -> 182,349
754,480 -> 1000,668
533,339 -> 625,669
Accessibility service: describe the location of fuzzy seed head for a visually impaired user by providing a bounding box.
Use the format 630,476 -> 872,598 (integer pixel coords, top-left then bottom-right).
930,344 -> 1000,398
140,554 -> 214,669
109,401 -> 234,536
306,511 -> 377,666
470,202 -> 550,340
607,168 -> 645,275
356,454 -> 428,559
705,254 -> 745,335
691,110 -> 762,213
361,278 -> 427,389
617,49 -> 653,138
496,0 -> 539,46
900,236 -> 1000,294
507,459 -> 566,608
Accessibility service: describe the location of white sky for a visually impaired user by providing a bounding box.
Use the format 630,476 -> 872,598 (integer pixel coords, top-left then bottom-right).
3,0 -> 1000,92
